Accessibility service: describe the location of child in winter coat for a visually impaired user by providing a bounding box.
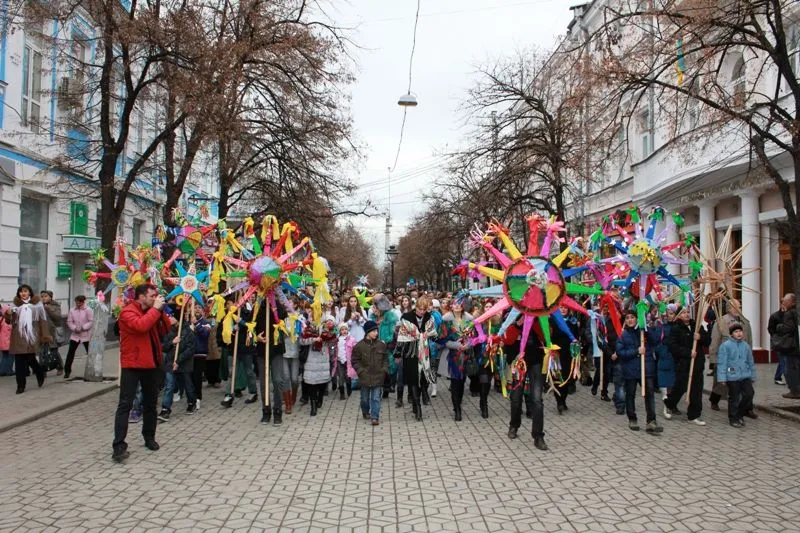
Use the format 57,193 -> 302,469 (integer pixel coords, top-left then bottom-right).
170,312 -> 199,414
332,322 -> 357,400
157,314 -> 180,421
616,309 -> 663,434
190,306 -> 211,409
717,323 -> 756,428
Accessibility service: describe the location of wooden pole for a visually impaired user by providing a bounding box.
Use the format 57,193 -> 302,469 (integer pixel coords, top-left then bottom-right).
264,300 -> 271,408
640,330 -> 646,397
686,297 -> 708,406
173,301 -> 187,373
229,312 -> 240,397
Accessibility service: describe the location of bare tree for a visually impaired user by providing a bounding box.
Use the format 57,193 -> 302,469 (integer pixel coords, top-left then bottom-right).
579,0 -> 800,288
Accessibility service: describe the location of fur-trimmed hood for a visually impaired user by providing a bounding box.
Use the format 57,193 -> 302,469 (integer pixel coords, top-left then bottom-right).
13,294 -> 41,307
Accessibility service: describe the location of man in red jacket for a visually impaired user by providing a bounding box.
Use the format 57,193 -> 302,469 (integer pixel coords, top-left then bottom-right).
113,283 -> 169,463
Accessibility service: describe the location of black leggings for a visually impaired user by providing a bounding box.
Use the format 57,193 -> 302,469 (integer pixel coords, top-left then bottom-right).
64,340 -> 89,376
15,354 -> 44,390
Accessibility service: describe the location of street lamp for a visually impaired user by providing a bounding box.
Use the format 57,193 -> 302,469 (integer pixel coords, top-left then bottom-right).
386,245 -> 399,291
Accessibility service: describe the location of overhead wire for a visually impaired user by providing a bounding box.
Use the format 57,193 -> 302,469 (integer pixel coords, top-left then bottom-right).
389,0 -> 422,174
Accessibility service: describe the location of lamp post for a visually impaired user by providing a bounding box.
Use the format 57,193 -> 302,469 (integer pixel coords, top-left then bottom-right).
386,245 -> 399,291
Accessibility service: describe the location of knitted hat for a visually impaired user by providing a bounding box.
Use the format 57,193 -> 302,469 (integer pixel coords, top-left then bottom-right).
729,322 -> 744,335
363,320 -> 378,335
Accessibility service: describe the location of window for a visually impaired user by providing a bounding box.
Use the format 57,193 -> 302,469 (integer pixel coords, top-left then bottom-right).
22,30 -> 43,131
731,55 -> 746,108
786,26 -> 800,91
19,197 -> 49,291
638,108 -> 653,158
132,219 -> 143,246
686,76 -> 701,129
67,37 -> 88,118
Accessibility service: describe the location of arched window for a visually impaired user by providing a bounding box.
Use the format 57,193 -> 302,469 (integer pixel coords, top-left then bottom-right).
731,55 -> 746,108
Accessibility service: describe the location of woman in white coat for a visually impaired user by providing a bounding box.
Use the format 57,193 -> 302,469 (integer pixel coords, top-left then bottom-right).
337,295 -> 368,342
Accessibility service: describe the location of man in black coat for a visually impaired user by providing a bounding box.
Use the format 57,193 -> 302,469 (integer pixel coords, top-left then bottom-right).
664,306 -> 708,424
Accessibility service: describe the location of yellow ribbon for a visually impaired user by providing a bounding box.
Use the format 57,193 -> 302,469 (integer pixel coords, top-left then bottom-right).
221,308 -> 238,345
262,215 -> 280,245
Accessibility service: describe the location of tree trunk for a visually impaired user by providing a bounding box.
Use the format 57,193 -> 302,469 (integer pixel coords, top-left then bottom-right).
84,301 -> 110,382
217,140 -> 231,220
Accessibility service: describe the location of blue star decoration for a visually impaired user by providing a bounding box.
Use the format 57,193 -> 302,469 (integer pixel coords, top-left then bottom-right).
165,262 -> 209,305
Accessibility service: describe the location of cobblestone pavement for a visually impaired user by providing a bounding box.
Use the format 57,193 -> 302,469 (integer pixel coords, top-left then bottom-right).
0,379 -> 798,532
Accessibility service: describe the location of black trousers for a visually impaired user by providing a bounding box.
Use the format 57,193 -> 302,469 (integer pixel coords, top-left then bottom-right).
624,377 -> 656,423
509,363 -> 544,438
727,379 -> 754,422
478,365 -> 491,410
64,340 -> 89,376
192,357 -> 206,401
450,378 -> 465,410
206,359 -> 221,385
664,356 -> 704,420
113,368 -> 160,450
14,354 -> 43,390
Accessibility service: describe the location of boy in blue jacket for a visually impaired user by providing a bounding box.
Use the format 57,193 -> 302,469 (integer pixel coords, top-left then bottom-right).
616,309 -> 663,434
717,322 -> 756,428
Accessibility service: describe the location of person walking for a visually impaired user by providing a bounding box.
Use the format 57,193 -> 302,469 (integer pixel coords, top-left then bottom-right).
40,291 -> 65,375
254,303 -> 287,425
708,299 -> 754,414
395,297 -> 436,421
301,319 -> 336,416
112,284 -> 170,463
717,323 -> 756,427
4,285 -> 51,394
351,320 -> 388,425
506,316 -> 548,450
770,293 -> 800,399
616,309 -> 662,435
190,306 -> 211,411
439,300 -> 474,421
338,295 -> 368,342
664,306 -> 708,425
64,295 -> 93,379
282,310 -> 304,414
0,303 -> 13,376
206,319 -> 222,389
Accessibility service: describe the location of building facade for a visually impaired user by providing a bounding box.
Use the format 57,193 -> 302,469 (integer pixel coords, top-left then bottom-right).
0,4 -> 218,308
556,1 -> 800,357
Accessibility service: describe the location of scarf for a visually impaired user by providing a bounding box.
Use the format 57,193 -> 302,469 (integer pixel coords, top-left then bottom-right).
15,298 -> 38,346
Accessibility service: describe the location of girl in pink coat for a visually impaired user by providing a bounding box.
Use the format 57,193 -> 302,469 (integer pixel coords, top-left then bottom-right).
332,323 -> 357,399
64,295 -> 94,379
0,303 -> 12,375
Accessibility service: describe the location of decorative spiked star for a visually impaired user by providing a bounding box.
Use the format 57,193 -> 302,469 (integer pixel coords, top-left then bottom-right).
164,263 -> 209,305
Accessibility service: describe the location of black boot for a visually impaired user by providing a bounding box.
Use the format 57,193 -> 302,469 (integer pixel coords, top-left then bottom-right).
260,408 -> 271,424
451,380 -> 463,421
339,388 -> 346,400
273,408 -> 283,426
480,382 -> 490,419
310,401 -> 318,416
534,437 -> 549,451
507,427 -> 518,439
411,385 -> 422,421
421,386 -> 430,406
454,405 -> 462,421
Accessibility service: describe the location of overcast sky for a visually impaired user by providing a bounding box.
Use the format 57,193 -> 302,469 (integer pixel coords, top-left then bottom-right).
327,0 -> 574,260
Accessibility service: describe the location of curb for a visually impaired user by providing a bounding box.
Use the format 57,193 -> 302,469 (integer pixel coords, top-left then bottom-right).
703,387 -> 800,424
0,382 -> 118,434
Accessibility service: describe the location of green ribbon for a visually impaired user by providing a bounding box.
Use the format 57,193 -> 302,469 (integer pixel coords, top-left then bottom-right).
636,300 -> 649,329
672,213 -> 685,228
626,206 -> 641,224
650,207 -> 664,221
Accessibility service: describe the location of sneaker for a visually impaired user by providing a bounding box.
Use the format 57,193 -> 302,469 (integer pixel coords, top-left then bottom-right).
663,405 -> 673,420
186,404 -> 197,415
220,395 -> 233,408
730,419 -> 744,428
144,440 -> 160,451
260,409 -> 271,424
15,388 -> 23,394
690,418 -> 707,426
245,394 -> 258,404
710,402 -> 720,411
591,388 -> 598,396
600,393 -> 611,402
645,421 -> 663,434
157,409 -> 171,422
195,399 -> 201,411
507,427 -> 518,440
775,379 -> 786,385
371,419 -> 380,426
129,411 -> 142,424
533,437 -> 548,451
628,420 -> 640,431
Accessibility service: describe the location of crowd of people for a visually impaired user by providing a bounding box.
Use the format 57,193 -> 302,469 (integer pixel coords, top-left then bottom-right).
2,282 -> 797,463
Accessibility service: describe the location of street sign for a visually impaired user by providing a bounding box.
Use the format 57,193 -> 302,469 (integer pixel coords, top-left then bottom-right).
62,234 -> 101,253
57,261 -> 72,279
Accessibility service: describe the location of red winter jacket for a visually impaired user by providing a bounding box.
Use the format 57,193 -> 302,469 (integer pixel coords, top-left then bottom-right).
118,301 -> 171,369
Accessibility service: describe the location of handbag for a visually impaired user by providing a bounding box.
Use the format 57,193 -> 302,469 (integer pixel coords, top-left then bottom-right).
465,354 -> 479,377
38,348 -> 60,371
54,326 -> 68,346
